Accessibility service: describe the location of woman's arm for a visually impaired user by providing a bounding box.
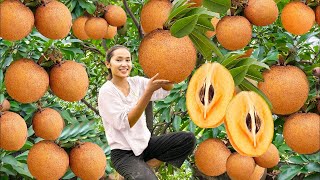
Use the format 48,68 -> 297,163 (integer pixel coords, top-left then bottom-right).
128,74 -> 171,128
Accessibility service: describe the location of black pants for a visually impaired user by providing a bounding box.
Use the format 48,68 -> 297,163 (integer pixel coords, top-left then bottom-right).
110,132 -> 196,180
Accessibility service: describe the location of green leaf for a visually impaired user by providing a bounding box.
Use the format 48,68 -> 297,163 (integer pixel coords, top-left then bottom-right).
0,165 -> 16,176
246,67 -> 263,82
278,165 -> 303,180
171,14 -> 199,38
239,78 -> 273,109
288,156 -> 307,164
229,66 -> 249,86
305,162 -> 320,173
173,115 -> 182,131
189,33 -> 213,60
188,120 -> 196,133
203,0 -> 231,14
221,53 -> 244,68
196,17 -> 214,31
60,110 -> 78,124
0,69 -> 3,87
190,30 -> 223,59
168,3 -> 193,22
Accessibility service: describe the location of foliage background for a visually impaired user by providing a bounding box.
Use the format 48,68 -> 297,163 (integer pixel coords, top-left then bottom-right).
0,0 -> 319,179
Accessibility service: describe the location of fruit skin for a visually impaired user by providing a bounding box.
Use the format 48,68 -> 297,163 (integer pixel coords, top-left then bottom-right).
138,30 -> 197,83
85,17 -> 108,40
244,0 -> 278,26
50,61 -> 89,102
72,16 -> 90,40
205,17 -> 219,38
216,16 -> 252,50
0,111 -> 27,151
104,25 -> 117,39
186,63 -> 235,128
70,142 -> 107,180
104,5 -> 127,27
195,138 -> 231,176
254,144 -> 279,168
316,6 -> 320,25
0,0 -> 34,41
4,59 -> 49,103
225,91 -> 274,157
140,0 -> 172,34
281,2 -> 315,35
0,99 -> 10,112
32,108 -> 65,140
226,153 -> 256,180
283,113 -> 320,154
258,65 -> 309,115
249,165 -> 267,180
35,0 -> 72,39
27,140 -> 69,180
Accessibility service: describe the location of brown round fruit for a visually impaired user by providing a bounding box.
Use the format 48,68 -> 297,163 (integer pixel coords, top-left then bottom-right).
205,17 -> 220,38
104,25 -> 117,39
249,165 -> 267,180
50,61 -> 89,102
0,0 -> 34,41
258,65 -> 309,115
35,0 -> 72,39
254,144 -> 279,168
0,99 -> 10,112
283,113 -> 320,154
281,2 -> 315,35
216,16 -> 252,50
27,141 -> 69,180
72,16 -> 90,40
195,138 -> 231,176
70,142 -> 107,180
0,111 -> 27,151
226,153 -> 256,180
139,30 -> 196,83
316,6 -> 320,25
104,5 -> 127,27
32,108 -> 64,140
5,59 -> 49,103
84,17 -> 108,40
140,0 -> 172,34
244,0 -> 278,26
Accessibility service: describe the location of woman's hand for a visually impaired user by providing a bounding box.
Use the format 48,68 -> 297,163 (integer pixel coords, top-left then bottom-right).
145,73 -> 172,93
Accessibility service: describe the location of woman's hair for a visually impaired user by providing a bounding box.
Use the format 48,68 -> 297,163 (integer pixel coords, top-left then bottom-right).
105,45 -> 130,80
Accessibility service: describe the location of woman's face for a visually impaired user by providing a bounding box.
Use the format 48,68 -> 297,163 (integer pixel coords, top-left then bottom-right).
106,48 -> 132,79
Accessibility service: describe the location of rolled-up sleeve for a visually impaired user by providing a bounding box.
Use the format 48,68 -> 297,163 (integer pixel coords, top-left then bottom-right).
139,77 -> 171,101
98,89 -> 130,130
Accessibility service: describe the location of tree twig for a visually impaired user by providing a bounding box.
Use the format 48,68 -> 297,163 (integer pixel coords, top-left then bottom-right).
81,99 -> 100,115
123,0 -> 144,39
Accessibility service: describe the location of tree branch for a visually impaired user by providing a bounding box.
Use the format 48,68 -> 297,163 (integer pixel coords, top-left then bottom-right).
81,99 -> 100,115
123,0 -> 144,39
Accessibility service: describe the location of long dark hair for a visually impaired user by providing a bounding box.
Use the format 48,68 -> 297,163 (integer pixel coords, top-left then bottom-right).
106,45 -> 130,80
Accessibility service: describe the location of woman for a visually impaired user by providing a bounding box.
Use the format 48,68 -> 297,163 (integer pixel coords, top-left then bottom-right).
98,45 -> 196,179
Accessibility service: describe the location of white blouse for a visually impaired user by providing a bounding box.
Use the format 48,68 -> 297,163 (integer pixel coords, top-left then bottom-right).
98,76 -> 170,156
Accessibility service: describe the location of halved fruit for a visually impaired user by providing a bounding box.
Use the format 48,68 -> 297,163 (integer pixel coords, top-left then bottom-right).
186,62 -> 234,128
225,91 -> 274,157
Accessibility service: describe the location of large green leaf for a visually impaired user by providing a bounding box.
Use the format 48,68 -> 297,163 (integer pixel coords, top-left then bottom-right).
189,32 -> 213,60
229,66 -> 249,86
190,30 -> 223,60
203,0 -> 231,14
168,3 -> 193,22
171,15 -> 199,38
278,165 -> 303,180
196,17 -> 214,31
